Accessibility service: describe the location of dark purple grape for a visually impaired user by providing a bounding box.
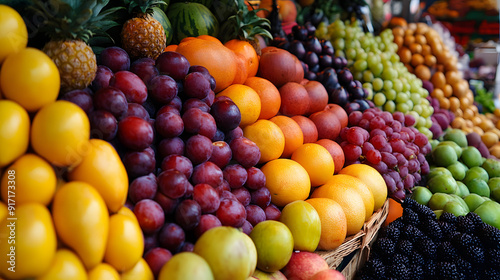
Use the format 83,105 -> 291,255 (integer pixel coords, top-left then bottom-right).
134,199 -> 165,234
182,98 -> 210,113
175,199 -> 202,231
329,87 -> 349,107
156,112 -> 184,138
93,87 -> 128,119
158,223 -> 185,253
320,39 -> 334,56
319,54 -> 333,70
129,173 -> 158,204
348,86 -> 365,100
89,110 -> 118,141
185,134 -> 213,165
246,204 -> 266,226
130,57 -> 159,84
210,99 -> 241,132
127,103 -> 150,120
292,25 -> 308,41
245,167 -> 266,190
304,36 -> 322,54
232,187 -> 251,206
264,204 -> 281,220
154,192 -> 179,215
338,68 -> 353,86
99,46 -> 130,72
183,72 -> 211,99
223,164 -> 248,189
288,40 -> 306,60
60,89 -> 93,114
148,74 -> 178,104
122,148 -> 156,179
158,137 -> 185,157
304,51 -> 319,68
155,52 -> 190,80
250,187 -> 271,208
91,65 -> 113,92
304,22 -> 317,36
304,71 -> 317,80
332,57 -> 344,70
191,161 -> 224,188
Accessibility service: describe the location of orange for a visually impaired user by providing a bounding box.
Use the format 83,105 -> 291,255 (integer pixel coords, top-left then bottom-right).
244,77 -> 281,120
384,198 -> 403,226
269,115 -> 303,158
291,143 -> 334,187
260,158 -> 311,207
311,175 -> 369,235
339,164 -> 388,211
305,198 -> 347,250
164,44 -> 177,52
243,119 -> 285,164
216,84 -> 261,127
176,36 -> 237,93
224,39 -> 259,79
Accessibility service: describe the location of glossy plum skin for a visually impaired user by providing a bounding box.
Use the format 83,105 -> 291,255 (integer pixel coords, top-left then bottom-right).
117,116 -> 154,151
99,46 -> 130,72
109,71 -> 148,104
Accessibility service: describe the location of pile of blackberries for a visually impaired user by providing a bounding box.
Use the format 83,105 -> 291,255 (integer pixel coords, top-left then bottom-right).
357,198 -> 500,280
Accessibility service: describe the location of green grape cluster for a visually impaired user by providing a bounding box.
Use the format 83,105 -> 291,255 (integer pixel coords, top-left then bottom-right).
316,20 -> 434,139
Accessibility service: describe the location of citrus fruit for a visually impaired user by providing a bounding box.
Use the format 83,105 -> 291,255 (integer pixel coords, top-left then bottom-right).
158,252 -> 214,280
1,48 -> 60,112
339,164 -> 388,210
384,198 -> 403,226
243,119 -> 285,164
0,153 -> 56,206
0,100 -> 30,167
311,175 -> 368,235
0,4 -> 28,63
36,249 -> 87,280
270,115 -> 304,158
216,84 -> 261,127
249,220 -> 294,272
280,200 -> 321,252
260,159 -> 311,207
31,100 -> 90,167
224,39 -> 259,78
291,143 -> 334,187
244,77 -> 281,120
305,197 -> 347,250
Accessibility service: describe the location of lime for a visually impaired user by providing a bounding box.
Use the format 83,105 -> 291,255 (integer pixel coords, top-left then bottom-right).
456,181 -> 470,197
447,162 -> 467,181
427,174 -> 458,194
463,194 -> 486,212
466,178 -> 490,197
462,166 -> 489,185
474,201 -> 500,229
460,147 -> 483,168
432,145 -> 458,167
482,158 -> 500,178
428,193 -> 452,211
442,128 -> 468,148
443,201 -> 468,216
438,141 -> 462,159
411,186 -> 433,206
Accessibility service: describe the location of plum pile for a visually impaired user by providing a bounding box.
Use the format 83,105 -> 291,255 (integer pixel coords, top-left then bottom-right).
61,46 -> 282,277
357,197 -> 500,280
339,107 -> 432,201
271,24 -> 374,114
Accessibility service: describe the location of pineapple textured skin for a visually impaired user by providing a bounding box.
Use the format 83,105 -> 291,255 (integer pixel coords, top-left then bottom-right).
121,14 -> 166,60
43,40 -> 97,92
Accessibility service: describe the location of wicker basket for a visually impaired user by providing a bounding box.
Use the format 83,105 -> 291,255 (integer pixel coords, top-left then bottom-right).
315,199 -> 389,279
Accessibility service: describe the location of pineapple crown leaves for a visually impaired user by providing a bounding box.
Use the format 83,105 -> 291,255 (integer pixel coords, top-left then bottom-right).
219,0 -> 272,43
123,0 -> 167,14
30,0 -> 123,42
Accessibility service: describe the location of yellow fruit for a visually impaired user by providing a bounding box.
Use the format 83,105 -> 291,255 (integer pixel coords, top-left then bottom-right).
0,100 -> 30,167
117,206 -> 139,224
0,5 -> 28,63
260,158 -> 311,207
88,263 -> 120,280
0,203 -> 57,279
305,197 -> 347,250
311,175 -> 367,235
339,164 -> 388,210
280,200 -> 321,252
121,258 -> 154,280
243,119 -> 285,163
1,154 -> 56,206
0,48 -> 59,112
291,143 -> 334,187
31,101 -> 90,167
35,249 -> 87,280
104,213 -> 144,272
216,84 -> 261,127
68,139 -> 128,213
52,181 -> 109,269
0,201 -> 6,221
158,252 -> 214,280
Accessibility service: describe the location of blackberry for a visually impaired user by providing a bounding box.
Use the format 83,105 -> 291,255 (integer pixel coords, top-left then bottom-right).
436,262 -> 464,280
358,274 -> 375,280
422,260 -> 437,279
456,215 -> 475,234
408,264 -> 424,280
462,245 -> 484,265
485,248 -> 500,267
420,219 -> 443,241
439,212 -> 457,224
389,217 -> 405,230
438,220 -> 456,238
402,208 -> 419,226
401,224 -> 425,241
413,202 -> 436,220
408,251 -> 425,266
360,257 -> 386,279
436,241 -> 458,262
455,256 -> 474,278
395,239 -> 413,255
415,238 -> 436,259
373,237 -> 395,257
483,268 -> 500,280
391,253 -> 409,266
387,262 -> 410,279
401,197 -> 419,210
451,232 -> 474,251
477,222 -> 500,249
378,226 -> 400,241
465,211 -> 482,227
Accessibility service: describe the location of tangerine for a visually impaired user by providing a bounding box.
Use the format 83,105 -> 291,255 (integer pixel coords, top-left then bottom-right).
291,143 -> 334,187
243,119 -> 285,164
244,77 -> 281,120
305,198 -> 347,250
216,84 -> 261,127
338,164 -> 387,210
224,39 -> 259,79
269,115 -> 304,158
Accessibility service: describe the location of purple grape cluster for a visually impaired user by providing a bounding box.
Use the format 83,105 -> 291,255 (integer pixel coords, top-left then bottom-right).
61,46 -> 282,277
339,107 -> 432,201
272,24 -> 374,114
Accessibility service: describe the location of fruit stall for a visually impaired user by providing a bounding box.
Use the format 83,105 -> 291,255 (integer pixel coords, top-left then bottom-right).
0,0 -> 500,279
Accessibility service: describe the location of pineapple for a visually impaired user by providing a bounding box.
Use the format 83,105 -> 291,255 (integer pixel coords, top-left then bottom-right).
32,0 -> 120,92
121,0 -> 166,59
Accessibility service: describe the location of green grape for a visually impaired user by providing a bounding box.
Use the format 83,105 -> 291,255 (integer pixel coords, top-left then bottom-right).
371,64 -> 383,76
354,71 -> 363,82
378,42 -> 386,51
392,79 -> 403,92
356,50 -> 368,61
390,53 -> 399,64
395,92 -> 409,103
381,68 -> 397,80
346,49 -> 357,60
382,61 -> 393,70
418,127 -> 432,140
413,104 -> 423,115
396,102 -> 409,113
405,99 -> 414,110
417,116 -> 427,128
385,89 -> 397,101
408,111 -> 420,122
361,39 -> 371,49
372,78 -> 384,91
384,100 -> 396,113
425,118 -> 433,128
383,80 -> 393,91
334,38 -> 345,50
374,92 -> 386,107
363,82 -> 373,89
410,93 -> 421,104
363,70 -> 374,82
365,88 -> 373,100
420,88 -> 429,98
